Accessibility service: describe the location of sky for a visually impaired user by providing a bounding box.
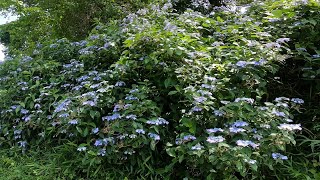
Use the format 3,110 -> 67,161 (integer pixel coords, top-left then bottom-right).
0,13 -> 18,61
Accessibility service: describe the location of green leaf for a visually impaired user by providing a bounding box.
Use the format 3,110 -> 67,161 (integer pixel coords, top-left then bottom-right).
216,16 -> 224,22
181,117 -> 196,134
168,91 -> 178,95
83,127 -> 89,137
166,148 -> 176,157
271,10 -> 282,18
175,49 -> 183,56
150,141 -> 156,151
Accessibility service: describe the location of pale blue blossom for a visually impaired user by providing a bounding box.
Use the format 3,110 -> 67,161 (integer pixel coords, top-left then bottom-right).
272,110 -> 286,117
20,109 -> 29,114
236,61 -> 247,68
235,97 -> 254,104
97,149 -> 106,156
191,106 -> 202,112
58,113 -> 69,118
148,133 -> 160,140
232,121 -> 249,127
135,129 -> 145,134
213,110 -> 225,116
68,119 -> 78,125
272,153 -> 288,160
206,136 -> 225,143
91,128 -> 99,134
191,144 -> 204,150
18,141 -> 27,148
94,139 -> 103,146
229,127 -> 246,133
83,100 -> 96,106
207,128 -> 224,133
125,114 -> 137,120
236,140 -> 259,149
115,81 -> 126,87
125,95 -> 138,100
291,98 -> 304,104
77,146 -> 87,152
102,113 -> 121,121
146,118 -> 169,125
183,135 -> 196,141
278,123 -> 302,131
244,159 -> 257,164
194,96 -> 207,103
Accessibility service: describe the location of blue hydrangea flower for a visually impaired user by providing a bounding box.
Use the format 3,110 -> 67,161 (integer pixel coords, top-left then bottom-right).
20,109 -> 29,114
135,129 -> 145,134
102,113 -> 121,121
194,96 -> 207,103
201,84 -> 215,89
213,110 -> 225,117
183,135 -> 196,141
129,134 -> 137,139
234,97 -> 254,104
77,146 -> 87,152
291,98 -> 304,104
276,38 -> 290,43
244,159 -> 257,164
90,83 -> 101,89
276,102 -> 288,108
146,118 -> 169,125
191,144 -> 204,150
82,100 -> 96,106
207,128 -> 224,133
204,76 -> 217,82
58,113 -> 70,118
34,104 -> 41,109
113,104 -> 122,112
175,138 -> 182,145
129,89 -> 139,93
272,153 -> 288,160
206,136 -> 225,143
197,90 -> 212,96
232,121 -> 249,127
72,85 -> 83,91
148,133 -> 160,140
14,130 -> 22,135
93,76 -> 102,81
54,99 -> 71,113
124,104 -> 132,109
94,139 -> 103,146
97,149 -> 106,156
125,95 -> 138,101
22,115 -> 31,122
272,110 -> 286,117
91,128 -> 99,134
18,141 -> 27,148
77,75 -> 89,82
126,114 -> 137,120
115,81 -> 126,87
68,119 -> 78,125
275,97 -> 290,102
191,106 -> 202,112
236,140 -> 259,149
102,137 -> 114,145
236,61 -> 247,68
229,127 -> 246,133
278,123 -> 302,131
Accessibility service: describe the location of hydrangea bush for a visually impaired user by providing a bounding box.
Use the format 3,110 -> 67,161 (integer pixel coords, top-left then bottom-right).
0,0 -> 306,179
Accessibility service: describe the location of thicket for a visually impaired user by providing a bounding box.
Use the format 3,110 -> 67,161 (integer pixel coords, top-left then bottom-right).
0,0 -> 319,179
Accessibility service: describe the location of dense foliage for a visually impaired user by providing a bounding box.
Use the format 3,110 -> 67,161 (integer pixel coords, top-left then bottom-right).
0,0 -> 319,179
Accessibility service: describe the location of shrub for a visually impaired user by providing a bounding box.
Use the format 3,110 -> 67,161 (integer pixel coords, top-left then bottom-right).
0,0 -> 307,179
